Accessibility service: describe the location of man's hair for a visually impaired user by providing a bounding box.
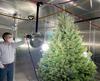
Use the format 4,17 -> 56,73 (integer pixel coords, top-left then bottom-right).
2,32 -> 12,40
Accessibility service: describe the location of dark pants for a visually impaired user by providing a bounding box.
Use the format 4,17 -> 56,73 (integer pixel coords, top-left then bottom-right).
0,63 -> 14,81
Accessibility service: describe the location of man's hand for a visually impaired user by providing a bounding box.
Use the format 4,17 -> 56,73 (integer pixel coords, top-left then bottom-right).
0,64 -> 5,69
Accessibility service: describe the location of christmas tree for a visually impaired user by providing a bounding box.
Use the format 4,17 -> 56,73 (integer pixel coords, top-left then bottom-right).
38,13 -> 96,81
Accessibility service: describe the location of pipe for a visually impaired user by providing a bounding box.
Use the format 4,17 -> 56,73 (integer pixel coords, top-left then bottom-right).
35,2 -> 43,33
74,17 -> 100,23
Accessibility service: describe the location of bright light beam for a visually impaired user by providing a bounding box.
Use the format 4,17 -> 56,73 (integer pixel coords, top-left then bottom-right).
41,42 -> 49,51
83,51 -> 88,57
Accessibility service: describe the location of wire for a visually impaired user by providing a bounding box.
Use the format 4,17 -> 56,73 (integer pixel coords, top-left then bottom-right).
0,12 -> 29,20
26,39 -> 40,81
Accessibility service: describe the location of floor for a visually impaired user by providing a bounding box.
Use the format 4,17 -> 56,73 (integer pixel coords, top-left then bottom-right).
15,48 -> 42,81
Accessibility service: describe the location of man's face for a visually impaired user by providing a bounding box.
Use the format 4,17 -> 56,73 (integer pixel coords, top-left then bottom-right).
4,35 -> 13,43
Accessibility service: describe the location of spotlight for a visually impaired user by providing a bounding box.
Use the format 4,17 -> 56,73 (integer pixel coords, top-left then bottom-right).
30,38 -> 43,48
26,33 -> 44,48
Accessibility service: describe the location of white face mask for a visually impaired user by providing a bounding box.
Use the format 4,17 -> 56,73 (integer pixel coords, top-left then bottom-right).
7,38 -> 13,43
4,35 -> 13,43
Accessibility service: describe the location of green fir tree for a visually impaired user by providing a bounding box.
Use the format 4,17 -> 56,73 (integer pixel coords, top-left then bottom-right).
38,13 -> 96,81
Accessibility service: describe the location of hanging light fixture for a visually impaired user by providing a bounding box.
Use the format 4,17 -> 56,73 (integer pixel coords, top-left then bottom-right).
26,33 -> 44,48
27,2 -> 43,48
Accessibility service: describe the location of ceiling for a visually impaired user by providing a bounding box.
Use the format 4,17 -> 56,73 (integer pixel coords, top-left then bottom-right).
0,0 -> 100,54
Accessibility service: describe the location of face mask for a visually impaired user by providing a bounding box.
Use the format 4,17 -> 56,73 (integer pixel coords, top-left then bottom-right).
7,38 -> 13,43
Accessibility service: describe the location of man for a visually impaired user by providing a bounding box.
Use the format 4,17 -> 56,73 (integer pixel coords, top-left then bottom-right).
0,32 -> 26,81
